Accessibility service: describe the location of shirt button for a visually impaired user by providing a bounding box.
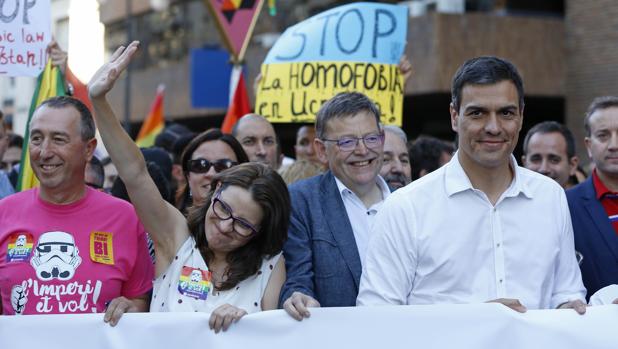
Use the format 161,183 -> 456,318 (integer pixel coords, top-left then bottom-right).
496,243 -> 501,248
499,279 -> 503,283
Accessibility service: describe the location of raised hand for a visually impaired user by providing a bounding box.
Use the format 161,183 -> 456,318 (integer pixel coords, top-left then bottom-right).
46,39 -> 68,74
88,41 -> 139,100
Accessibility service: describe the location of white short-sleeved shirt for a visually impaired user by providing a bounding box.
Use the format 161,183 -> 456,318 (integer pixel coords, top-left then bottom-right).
357,152 -> 586,309
151,237 -> 281,313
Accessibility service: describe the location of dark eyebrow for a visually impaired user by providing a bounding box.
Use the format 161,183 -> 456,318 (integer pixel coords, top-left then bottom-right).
498,105 -> 518,113
463,105 -> 487,114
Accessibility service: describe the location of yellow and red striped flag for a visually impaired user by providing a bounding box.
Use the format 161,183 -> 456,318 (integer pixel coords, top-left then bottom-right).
136,84 -> 165,147
17,60 -> 66,191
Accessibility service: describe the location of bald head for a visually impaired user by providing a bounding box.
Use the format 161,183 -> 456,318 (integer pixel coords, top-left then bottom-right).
232,114 -> 280,169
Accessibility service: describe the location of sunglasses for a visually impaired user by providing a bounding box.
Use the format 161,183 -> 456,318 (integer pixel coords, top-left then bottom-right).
187,158 -> 237,174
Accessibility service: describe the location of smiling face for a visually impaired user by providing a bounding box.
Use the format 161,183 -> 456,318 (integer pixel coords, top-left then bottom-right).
450,80 -> 523,173
523,131 -> 576,188
29,105 -> 95,202
586,107 -> 618,178
204,185 -> 263,254
187,140 -> 238,206
315,111 -> 383,195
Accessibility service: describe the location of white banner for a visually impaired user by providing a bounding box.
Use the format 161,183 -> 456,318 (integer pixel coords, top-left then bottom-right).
1,304 -> 617,348
0,0 -> 51,77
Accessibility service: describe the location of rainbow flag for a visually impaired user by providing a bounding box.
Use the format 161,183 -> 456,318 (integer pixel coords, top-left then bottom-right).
17,60 -> 66,191
135,85 -> 165,148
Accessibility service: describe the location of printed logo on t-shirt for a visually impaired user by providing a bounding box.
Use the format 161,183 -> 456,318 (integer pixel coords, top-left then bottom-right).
6,232 -> 34,262
178,266 -> 211,300
89,231 -> 114,265
30,231 -> 82,281
11,231 -> 103,314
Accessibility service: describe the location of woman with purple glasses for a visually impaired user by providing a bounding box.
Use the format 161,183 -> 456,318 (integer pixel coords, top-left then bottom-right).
177,129 -> 249,214
88,42 -> 290,333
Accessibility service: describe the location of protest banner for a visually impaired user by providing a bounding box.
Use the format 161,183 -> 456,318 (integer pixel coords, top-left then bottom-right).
1,304 -> 617,349
0,0 -> 51,77
256,2 -> 408,125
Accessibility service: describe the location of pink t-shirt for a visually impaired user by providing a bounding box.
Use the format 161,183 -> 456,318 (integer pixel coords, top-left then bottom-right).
0,187 -> 154,315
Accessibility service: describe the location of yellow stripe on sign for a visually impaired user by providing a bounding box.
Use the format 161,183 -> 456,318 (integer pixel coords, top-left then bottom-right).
255,61 -> 404,125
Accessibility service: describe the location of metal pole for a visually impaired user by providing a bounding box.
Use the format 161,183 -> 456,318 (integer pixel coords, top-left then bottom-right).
123,0 -> 133,133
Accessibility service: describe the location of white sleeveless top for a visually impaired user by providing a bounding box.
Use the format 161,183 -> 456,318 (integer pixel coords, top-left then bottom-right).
151,237 -> 281,313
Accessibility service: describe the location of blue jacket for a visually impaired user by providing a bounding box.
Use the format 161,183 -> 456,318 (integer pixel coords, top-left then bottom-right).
280,171 -> 362,307
566,177 -> 618,299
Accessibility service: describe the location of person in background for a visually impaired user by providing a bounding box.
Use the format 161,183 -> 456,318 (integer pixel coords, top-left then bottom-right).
294,125 -> 323,167
85,156 -> 105,190
380,125 -> 411,190
567,96 -> 618,300
233,114 -> 281,170
409,135 -> 454,180
279,160 -> 324,186
2,133 -> 22,174
522,121 -> 578,189
176,129 -> 249,214
0,111 -> 14,198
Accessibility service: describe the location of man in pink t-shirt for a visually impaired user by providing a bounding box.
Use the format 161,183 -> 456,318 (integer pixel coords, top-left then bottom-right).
0,96 -> 153,326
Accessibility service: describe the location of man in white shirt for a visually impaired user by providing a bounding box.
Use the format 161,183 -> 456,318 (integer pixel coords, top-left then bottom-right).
357,56 -> 587,313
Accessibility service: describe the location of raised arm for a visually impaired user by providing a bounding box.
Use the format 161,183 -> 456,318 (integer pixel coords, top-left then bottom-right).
88,42 -> 189,274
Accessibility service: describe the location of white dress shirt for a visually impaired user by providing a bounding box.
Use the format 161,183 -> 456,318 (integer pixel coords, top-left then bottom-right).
335,175 -> 391,262
357,152 -> 586,309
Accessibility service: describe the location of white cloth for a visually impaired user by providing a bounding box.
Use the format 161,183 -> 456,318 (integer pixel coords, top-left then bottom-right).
589,285 -> 618,305
151,237 -> 281,313
357,152 -> 586,309
334,175 -> 391,262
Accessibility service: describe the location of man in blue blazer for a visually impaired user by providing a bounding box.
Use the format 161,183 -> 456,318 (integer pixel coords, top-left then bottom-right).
567,96 -> 618,300
280,92 -> 391,320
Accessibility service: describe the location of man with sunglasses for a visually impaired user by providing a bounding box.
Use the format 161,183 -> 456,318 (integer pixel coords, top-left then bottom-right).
281,92 -> 391,320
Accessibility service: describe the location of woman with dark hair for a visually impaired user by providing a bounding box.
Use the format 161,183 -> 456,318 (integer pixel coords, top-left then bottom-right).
88,42 -> 290,333
177,128 -> 249,213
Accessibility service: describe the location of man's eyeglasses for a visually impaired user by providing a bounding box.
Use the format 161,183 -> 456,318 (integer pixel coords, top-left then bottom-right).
212,192 -> 259,238
321,132 -> 384,152
187,159 -> 237,174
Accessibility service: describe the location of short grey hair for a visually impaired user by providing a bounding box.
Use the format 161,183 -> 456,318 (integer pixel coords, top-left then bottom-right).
383,125 -> 407,144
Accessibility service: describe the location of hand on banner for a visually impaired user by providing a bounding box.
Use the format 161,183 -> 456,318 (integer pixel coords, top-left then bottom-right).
89,41 -> 140,100
486,298 -> 527,313
209,304 -> 248,333
103,296 -> 149,327
283,291 -> 321,321
398,54 -> 412,87
47,39 -> 68,75
557,299 -> 587,315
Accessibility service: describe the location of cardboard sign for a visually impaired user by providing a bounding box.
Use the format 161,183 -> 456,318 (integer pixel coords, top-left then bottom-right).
204,0 -> 264,62
256,2 -> 408,125
0,0 -> 51,77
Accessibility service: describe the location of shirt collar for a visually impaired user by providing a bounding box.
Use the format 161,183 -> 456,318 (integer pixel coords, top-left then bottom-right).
592,169 -> 618,200
334,175 -> 390,201
444,151 -> 533,199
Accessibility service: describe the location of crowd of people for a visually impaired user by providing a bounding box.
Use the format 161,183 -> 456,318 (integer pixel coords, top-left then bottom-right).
1,40 -> 617,333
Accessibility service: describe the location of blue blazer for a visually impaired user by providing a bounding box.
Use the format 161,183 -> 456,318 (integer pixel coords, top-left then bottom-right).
280,171 -> 362,307
566,177 -> 618,299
